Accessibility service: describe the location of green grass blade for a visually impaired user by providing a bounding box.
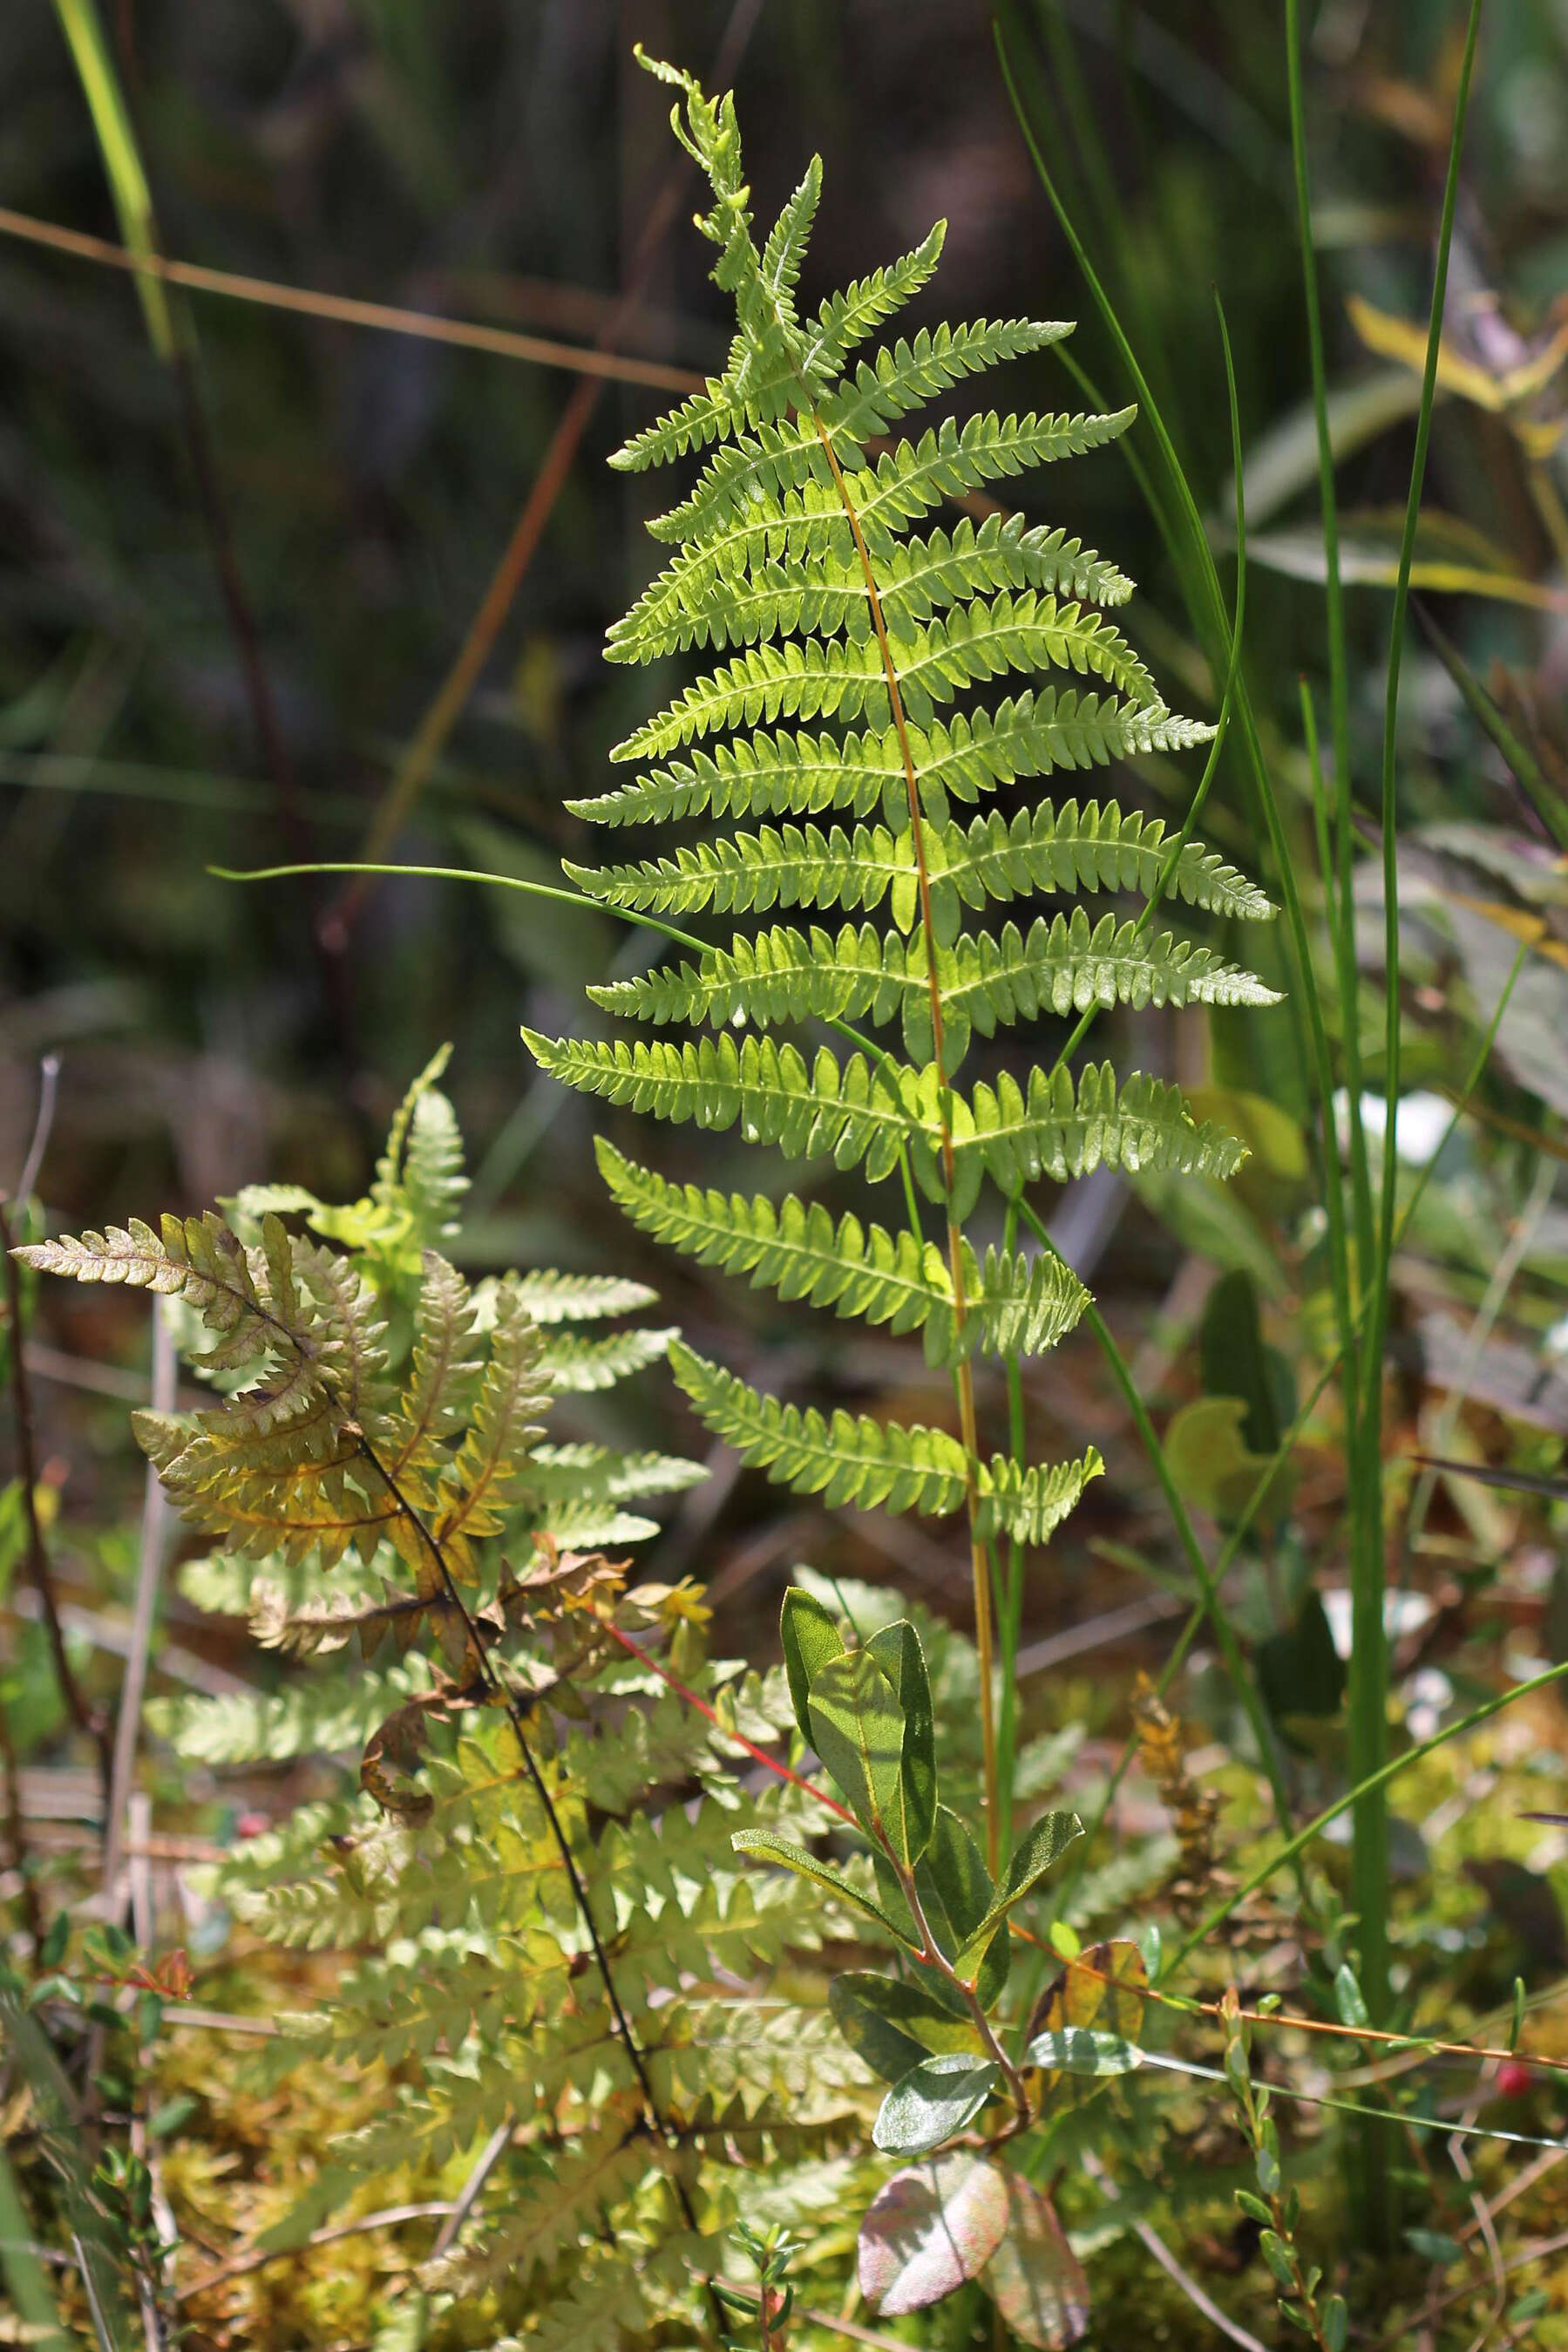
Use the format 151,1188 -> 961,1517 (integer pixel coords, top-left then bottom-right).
1286,0 -> 1373,1280
0,2140 -> 71,2351
1349,7 -> 1484,2209
51,0 -> 175,361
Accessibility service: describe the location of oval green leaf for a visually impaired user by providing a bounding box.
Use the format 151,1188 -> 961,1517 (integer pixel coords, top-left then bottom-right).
873,2052 -> 1000,2156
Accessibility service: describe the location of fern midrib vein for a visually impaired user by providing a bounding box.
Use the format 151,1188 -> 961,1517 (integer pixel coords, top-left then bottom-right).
806,407 -> 1001,1870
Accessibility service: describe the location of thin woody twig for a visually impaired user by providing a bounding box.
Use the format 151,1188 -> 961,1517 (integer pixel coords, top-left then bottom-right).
0,1199 -> 110,1797
0,204 -> 702,393
429,2116 -> 512,2260
101,1306 -> 176,1905
14,1055 -> 60,1207
350,1429 -> 723,2336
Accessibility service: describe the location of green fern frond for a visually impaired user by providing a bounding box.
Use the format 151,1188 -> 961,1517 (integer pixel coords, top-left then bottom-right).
507,1268 -> 660,1322
591,913 -> 1276,1037
597,1141 -> 1088,1368
607,513 -> 1134,666
536,1325 -> 676,1391
373,1043 -> 469,1245
571,684 -> 1188,833
159,1662 -> 436,1766
801,219 -> 947,379
952,1060 -> 1250,1203
981,1451 -> 1104,1546
671,1343 -> 1101,1540
526,1442 -> 707,1509
613,591 -> 1161,764
526,1028 -> 926,1183
669,1341 -> 969,1514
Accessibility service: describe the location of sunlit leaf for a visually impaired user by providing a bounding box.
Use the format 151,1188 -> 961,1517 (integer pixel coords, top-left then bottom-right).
779,1583 -> 844,1745
730,1828 -> 915,1943
873,2052 -> 1001,2153
859,2155 -> 1009,2314
1025,2025 -> 1144,2076
866,1618 -> 937,1860
807,1646 -> 911,1859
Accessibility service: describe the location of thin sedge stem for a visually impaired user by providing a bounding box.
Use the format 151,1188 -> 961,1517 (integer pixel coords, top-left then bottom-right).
1300,680 -> 1338,943
1286,0 -> 1372,1280
998,30 -> 1358,1323
1350,4 -> 1484,2141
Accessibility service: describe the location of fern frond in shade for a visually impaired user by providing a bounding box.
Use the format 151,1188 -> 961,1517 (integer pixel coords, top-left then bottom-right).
526,54 -> 1275,1551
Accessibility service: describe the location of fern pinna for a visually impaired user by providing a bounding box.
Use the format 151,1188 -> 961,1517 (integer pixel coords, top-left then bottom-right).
526,51 -> 1275,1859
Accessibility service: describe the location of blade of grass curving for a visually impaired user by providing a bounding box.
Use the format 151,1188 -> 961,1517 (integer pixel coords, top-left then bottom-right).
1001,71 -> 1391,2155
50,0 -> 173,358
998,30 -> 1355,1368
1012,0 -> 1184,452
1349,8 -> 1483,2236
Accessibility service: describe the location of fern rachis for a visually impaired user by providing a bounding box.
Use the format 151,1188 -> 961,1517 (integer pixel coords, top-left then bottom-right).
530,50 -> 1274,1868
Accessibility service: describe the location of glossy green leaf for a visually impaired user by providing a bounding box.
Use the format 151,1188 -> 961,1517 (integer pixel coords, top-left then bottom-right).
872,2052 -> 1001,2154
1025,2026 -> 1144,2076
866,1618 -> 937,1859
779,1584 -> 844,1745
730,1827 -> 915,1944
957,1807 -> 1082,1963
829,1970 -> 982,2083
807,1646 -> 911,1859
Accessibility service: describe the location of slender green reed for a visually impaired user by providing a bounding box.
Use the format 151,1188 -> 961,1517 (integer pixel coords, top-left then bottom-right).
50,0 -> 176,363
1341,0 -> 1483,2242
1001,8 -> 1488,2241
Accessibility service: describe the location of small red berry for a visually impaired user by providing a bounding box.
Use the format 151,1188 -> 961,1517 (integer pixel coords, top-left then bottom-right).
234,1810 -> 270,1839
1496,2060 -> 1535,2098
